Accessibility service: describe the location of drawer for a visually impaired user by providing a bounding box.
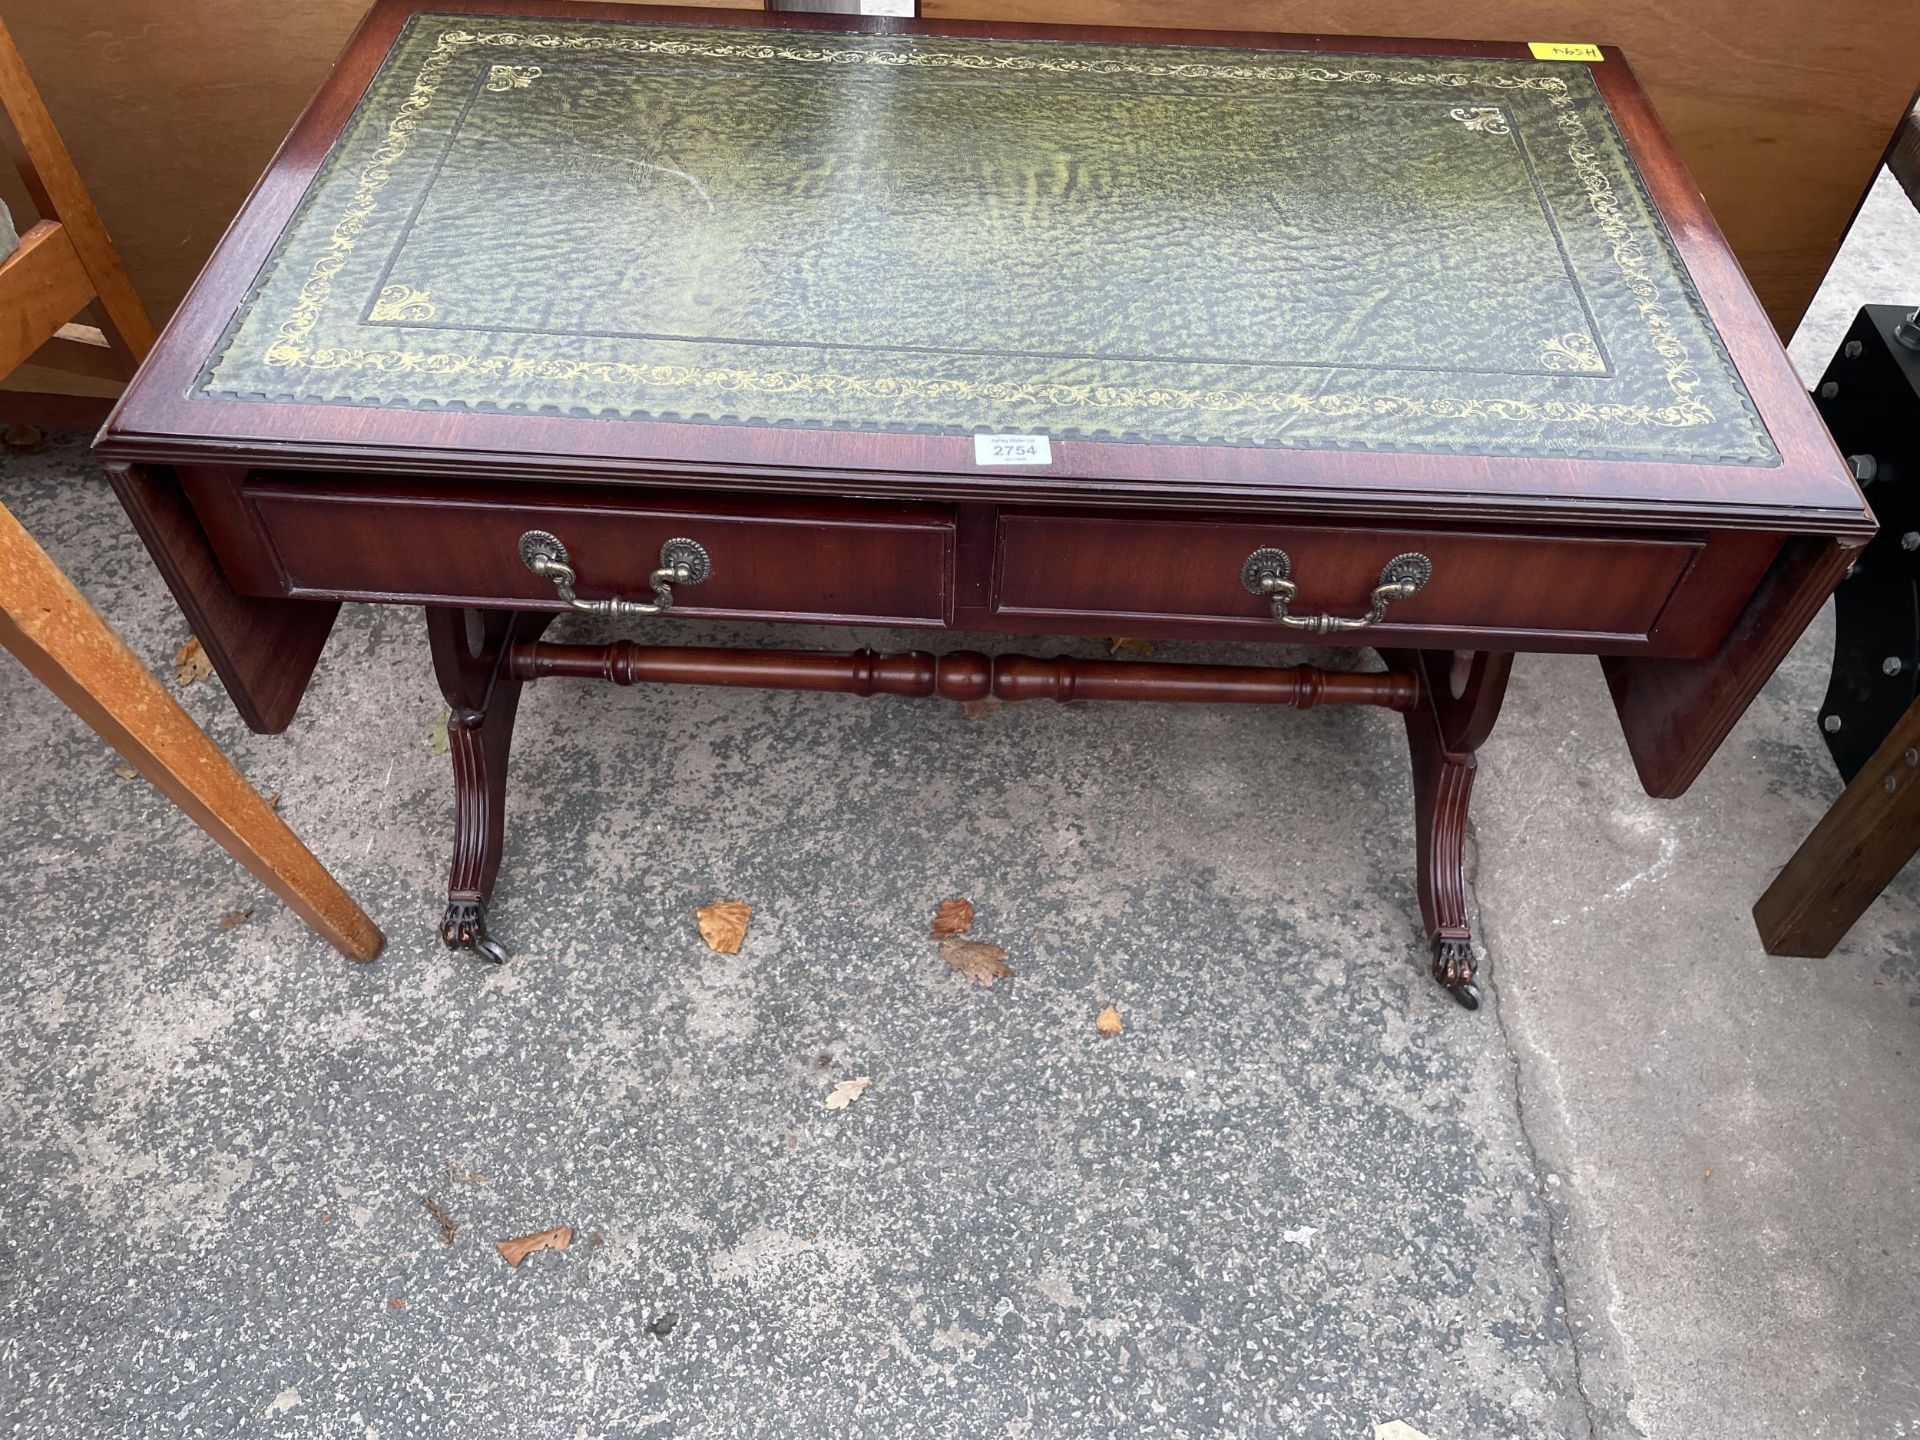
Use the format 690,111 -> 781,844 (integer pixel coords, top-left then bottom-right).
243,483 -> 954,626
993,514 -> 1700,644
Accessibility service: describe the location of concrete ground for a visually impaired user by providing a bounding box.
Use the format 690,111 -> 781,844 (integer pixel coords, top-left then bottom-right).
1,176 -> 1917,1440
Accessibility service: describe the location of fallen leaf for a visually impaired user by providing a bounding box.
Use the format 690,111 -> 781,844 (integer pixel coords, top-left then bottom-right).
216,908 -> 253,933
1096,1005 -> 1125,1037
496,1225 -> 572,1268
263,792 -> 282,812
112,762 -> 137,781
697,901 -> 751,954
648,1311 -> 678,1338
940,938 -> 1011,987
319,1210 -> 331,1225
960,696 -> 1001,721
1374,1424 -> 1432,1440
824,1076 -> 871,1111
929,898 -> 974,938
1282,1225 -> 1317,1249
388,1297 -> 407,1311
589,1231 -> 604,1249
173,637 -> 213,686
1107,637 -> 1155,657
426,714 -> 450,755
423,1194 -> 457,1246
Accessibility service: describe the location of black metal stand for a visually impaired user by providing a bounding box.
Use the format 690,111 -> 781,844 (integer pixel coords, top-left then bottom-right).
1813,305 -> 1920,779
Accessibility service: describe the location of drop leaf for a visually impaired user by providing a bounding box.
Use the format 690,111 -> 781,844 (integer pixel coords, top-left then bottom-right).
1107,637 -> 1155,657
1096,1005 -> 1125,1037
426,714 -> 450,755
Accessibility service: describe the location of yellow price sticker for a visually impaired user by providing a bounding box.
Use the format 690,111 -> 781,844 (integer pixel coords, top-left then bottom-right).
1528,41 -> 1604,62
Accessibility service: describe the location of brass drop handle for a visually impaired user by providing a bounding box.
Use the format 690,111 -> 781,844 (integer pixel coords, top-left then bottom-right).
1240,547 -> 1432,635
518,530 -> 711,618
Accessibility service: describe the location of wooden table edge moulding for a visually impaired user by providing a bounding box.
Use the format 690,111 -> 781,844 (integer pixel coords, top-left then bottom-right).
94,0 -> 1873,1008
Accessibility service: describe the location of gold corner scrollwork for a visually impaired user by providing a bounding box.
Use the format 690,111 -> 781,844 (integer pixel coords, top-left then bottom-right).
1448,106 -> 1510,134
369,283 -> 437,323
484,63 -> 543,90
1539,332 -> 1605,373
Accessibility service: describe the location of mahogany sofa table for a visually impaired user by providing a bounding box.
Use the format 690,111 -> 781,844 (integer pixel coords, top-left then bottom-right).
96,0 -> 1872,1007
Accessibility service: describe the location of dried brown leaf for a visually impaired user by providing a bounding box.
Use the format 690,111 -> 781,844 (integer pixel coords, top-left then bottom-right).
496,1225 -> 572,1268
1107,637 -> 1155,657
823,1075 -> 871,1111
217,908 -> 253,933
1096,1005 -> 1125,1037
263,792 -> 282,812
173,637 -> 213,686
929,898 -> 974,939
423,1194 -> 457,1245
112,762 -> 138,781
388,1297 -> 408,1311
697,901 -> 751,954
940,938 -> 1011,987
960,696 -> 1001,721
588,1231 -> 604,1249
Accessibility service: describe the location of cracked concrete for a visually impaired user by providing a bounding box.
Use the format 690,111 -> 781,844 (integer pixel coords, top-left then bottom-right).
1,172 -> 1917,1438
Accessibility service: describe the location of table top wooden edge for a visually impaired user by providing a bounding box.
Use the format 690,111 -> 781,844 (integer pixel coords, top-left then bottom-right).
95,0 -> 1871,537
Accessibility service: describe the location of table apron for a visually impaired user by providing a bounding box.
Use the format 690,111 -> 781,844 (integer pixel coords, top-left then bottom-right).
176,465 -> 1784,660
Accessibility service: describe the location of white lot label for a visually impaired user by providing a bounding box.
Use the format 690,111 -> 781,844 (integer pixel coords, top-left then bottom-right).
973,434 -> 1053,467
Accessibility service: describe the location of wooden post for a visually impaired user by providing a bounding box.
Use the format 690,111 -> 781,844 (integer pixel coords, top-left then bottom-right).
0,502 -> 383,961
1753,693 -> 1920,958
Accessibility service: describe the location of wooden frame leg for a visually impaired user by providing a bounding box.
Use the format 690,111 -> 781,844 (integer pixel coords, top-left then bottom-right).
426,605 -> 552,963
1381,649 -> 1514,1008
1753,692 -> 1920,957
0,503 -> 383,961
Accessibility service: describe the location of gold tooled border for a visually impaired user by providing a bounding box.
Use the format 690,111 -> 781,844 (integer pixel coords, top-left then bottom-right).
249,23 -> 1733,437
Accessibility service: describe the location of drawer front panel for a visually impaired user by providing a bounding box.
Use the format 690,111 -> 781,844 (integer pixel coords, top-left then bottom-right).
994,515 -> 1698,642
249,487 -> 954,625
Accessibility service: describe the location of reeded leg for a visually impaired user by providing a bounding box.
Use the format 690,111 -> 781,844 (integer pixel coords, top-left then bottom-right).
1381,649 -> 1514,1009
426,606 -> 553,963
1407,727 -> 1480,1001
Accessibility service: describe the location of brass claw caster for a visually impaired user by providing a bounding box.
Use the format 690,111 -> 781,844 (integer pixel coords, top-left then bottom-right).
1432,937 -> 1480,1011
441,901 -> 510,965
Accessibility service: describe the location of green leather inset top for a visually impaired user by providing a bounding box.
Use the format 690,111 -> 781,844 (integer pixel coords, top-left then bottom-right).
198,14 -> 1778,464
